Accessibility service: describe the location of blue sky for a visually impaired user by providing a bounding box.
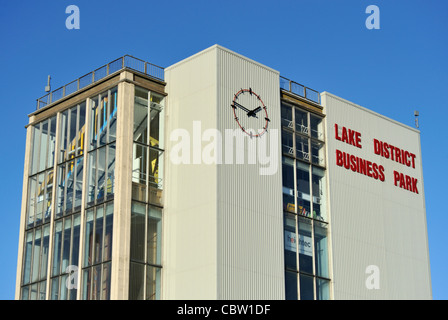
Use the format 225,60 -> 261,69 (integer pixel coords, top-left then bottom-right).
0,0 -> 447,300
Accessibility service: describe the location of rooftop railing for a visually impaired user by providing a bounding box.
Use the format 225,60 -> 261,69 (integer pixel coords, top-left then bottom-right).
36,55 -> 164,110
280,76 -> 320,105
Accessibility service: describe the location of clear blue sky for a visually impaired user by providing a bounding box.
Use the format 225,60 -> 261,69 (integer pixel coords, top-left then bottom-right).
1,0 -> 446,300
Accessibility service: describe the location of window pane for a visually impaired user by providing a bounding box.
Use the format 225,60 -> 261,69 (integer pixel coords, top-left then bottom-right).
104,203 -> 113,261
48,116 -> 57,168
52,221 -> 63,276
281,104 -> 293,129
27,176 -> 37,228
295,134 -> 309,161
38,280 -> 46,300
51,277 -> 59,300
72,214 -> 81,267
132,144 -> 147,202
129,262 -> 145,300
314,222 -> 329,278
131,202 -> 146,262
284,212 -> 297,270
74,157 -> 83,211
65,160 -> 75,214
94,206 -> 104,264
40,225 -> 50,280
96,147 -> 106,203
316,278 -> 330,300
150,92 -> 164,149
146,266 -> 161,300
92,265 -> 102,300
82,268 -> 91,300
282,157 -> 295,213
299,274 -> 314,300
30,283 -> 38,300
134,87 -> 148,144
78,103 -> 86,155
99,92 -> 108,147
68,107 -> 78,160
84,209 -> 94,267
38,120 -> 48,172
296,162 -> 311,218
36,173 -> 45,225
282,130 -> 293,156
60,274 -> 68,300
102,262 -> 111,300
86,150 -> 96,206
311,141 -> 325,166
59,111 -> 68,163
31,228 -> 41,283
285,271 -> 298,300
148,207 -> 162,265
21,286 -> 30,300
148,149 -> 163,206
298,217 -> 313,274
62,218 -> 72,272
56,164 -> 66,217
295,109 -> 308,135
106,144 -> 115,200
31,123 -> 41,175
44,170 -> 53,222
109,88 -> 118,143
23,231 -> 33,285
310,114 -> 324,140
312,167 -> 327,221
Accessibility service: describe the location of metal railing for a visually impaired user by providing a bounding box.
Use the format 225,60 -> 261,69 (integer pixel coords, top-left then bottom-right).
280,76 -> 321,105
36,55 -> 165,110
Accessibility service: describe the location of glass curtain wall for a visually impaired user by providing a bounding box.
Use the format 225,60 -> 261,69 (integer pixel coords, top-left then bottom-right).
281,102 -> 331,300
22,86 -> 118,300
129,86 -> 164,300
22,116 -> 57,299
82,86 -> 117,300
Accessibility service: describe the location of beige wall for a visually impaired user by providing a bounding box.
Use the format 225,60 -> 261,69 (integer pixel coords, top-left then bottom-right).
322,92 -> 432,299
163,45 -> 285,299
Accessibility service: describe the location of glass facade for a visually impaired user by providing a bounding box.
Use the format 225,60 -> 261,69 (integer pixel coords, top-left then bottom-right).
129,86 -> 164,300
281,101 -> 331,300
21,86 -> 118,300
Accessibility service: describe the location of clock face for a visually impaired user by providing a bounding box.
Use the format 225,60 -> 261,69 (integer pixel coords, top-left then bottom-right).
231,88 -> 270,137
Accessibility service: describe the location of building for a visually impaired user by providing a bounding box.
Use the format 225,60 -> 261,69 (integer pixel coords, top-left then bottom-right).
15,45 -> 432,300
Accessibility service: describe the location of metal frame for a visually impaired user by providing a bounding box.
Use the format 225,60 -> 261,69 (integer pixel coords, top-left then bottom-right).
36,55 -> 164,110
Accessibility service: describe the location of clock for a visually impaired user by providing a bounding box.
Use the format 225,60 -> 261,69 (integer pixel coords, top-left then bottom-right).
231,88 -> 270,137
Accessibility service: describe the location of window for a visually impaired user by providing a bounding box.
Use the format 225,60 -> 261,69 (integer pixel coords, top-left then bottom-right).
50,214 -> 81,300
129,202 -> 162,300
132,86 -> 165,206
82,202 -> 113,300
281,103 -> 330,300
280,103 -> 325,168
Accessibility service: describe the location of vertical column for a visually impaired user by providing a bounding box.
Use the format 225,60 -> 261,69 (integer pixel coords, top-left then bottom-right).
110,71 -> 134,299
15,119 -> 34,299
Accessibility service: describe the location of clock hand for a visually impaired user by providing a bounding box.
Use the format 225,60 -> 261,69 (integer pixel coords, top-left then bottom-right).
232,101 -> 251,113
247,106 -> 262,118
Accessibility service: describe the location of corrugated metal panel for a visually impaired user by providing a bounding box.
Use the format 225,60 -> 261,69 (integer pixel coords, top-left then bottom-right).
163,47 -> 219,299
322,92 -> 431,299
216,47 -> 284,299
